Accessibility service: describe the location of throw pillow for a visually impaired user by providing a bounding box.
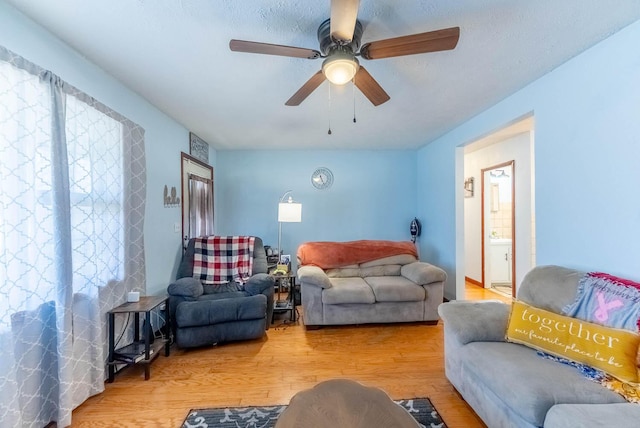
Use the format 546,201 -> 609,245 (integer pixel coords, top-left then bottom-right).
507,301 -> 640,383
203,282 -> 244,294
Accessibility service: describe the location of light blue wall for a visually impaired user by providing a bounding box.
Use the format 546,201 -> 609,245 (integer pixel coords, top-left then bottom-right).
7,0 -> 638,300
418,19 -> 640,298
417,142 -> 457,292
216,150 -> 417,262
0,2 -> 207,295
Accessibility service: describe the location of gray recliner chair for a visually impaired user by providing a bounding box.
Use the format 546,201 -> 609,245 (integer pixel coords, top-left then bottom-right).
167,236 -> 274,348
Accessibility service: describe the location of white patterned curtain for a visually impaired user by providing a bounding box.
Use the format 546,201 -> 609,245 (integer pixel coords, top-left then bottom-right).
0,46 -> 146,427
188,174 -> 214,238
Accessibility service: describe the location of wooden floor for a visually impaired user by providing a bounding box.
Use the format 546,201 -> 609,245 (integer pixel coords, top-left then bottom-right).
464,281 -> 514,304
70,284 -> 507,427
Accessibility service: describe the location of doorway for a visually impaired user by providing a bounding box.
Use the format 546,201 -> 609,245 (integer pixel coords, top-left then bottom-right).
481,161 -> 515,297
181,152 -> 214,248
458,114 -> 535,302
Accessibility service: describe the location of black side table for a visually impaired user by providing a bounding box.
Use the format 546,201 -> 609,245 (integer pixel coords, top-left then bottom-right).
107,295 -> 170,382
271,273 -> 297,322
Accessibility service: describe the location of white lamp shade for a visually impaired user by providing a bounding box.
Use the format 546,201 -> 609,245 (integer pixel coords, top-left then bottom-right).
322,52 -> 359,85
278,202 -> 302,222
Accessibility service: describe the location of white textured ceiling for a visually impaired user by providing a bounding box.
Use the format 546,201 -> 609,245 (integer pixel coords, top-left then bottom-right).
7,0 -> 640,150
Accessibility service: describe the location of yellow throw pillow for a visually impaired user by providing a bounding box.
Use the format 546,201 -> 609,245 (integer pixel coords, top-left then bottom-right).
507,301 -> 640,383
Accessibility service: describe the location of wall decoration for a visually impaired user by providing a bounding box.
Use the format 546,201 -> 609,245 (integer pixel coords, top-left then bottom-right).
164,184 -> 181,207
189,132 -> 209,164
280,254 -> 291,265
311,167 -> 334,190
464,177 -> 474,198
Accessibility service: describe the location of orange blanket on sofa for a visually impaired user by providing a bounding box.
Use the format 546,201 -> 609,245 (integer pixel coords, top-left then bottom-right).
297,240 -> 418,269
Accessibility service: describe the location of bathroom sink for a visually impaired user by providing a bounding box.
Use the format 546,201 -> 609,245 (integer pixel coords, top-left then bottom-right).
490,238 -> 512,244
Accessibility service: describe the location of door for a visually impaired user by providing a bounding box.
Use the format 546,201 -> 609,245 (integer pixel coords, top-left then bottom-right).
181,152 -> 214,248
489,241 -> 511,283
481,161 -> 515,297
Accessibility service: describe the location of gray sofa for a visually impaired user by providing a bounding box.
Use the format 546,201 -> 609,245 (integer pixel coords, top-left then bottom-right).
298,252 -> 447,328
167,236 -> 274,348
438,265 -> 640,428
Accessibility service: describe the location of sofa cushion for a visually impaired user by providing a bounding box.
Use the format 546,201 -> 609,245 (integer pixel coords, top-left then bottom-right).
203,282 -> 244,294
198,291 -> 249,301
326,267 -> 362,278
507,301 -> 640,383
460,341 -> 626,427
359,254 -> 417,267
176,294 -> 267,328
517,265 -> 583,313
359,265 -> 402,277
322,277 -> 375,305
364,276 -> 425,302
544,403 -> 640,428
326,265 -> 403,278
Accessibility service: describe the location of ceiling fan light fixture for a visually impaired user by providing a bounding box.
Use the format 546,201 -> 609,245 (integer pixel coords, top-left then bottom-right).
322,52 -> 359,85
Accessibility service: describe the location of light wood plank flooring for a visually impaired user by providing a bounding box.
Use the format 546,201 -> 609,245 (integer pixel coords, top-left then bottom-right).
465,280 -> 513,304
70,286 -> 506,427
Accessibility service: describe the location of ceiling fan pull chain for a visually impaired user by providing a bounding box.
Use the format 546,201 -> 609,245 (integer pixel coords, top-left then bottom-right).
352,78 -> 357,123
328,83 -> 332,135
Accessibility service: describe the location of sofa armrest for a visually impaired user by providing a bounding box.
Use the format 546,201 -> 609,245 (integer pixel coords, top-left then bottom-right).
168,277 -> 203,298
297,266 -> 332,289
244,273 -> 275,296
437,301 -> 510,345
243,273 -> 274,329
401,262 -> 447,285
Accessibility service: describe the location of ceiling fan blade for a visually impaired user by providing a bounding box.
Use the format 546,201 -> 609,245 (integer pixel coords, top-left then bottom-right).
230,40 -> 321,59
353,66 -> 390,106
330,0 -> 360,42
285,71 -> 326,106
360,27 -> 460,60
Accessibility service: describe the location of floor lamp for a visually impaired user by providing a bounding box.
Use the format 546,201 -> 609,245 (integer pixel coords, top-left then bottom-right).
277,190 -> 302,265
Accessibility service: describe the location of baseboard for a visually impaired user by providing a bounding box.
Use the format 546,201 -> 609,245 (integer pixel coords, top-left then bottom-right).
465,276 -> 483,287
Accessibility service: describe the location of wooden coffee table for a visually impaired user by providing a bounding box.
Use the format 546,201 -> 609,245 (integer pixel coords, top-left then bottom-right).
275,379 -> 419,428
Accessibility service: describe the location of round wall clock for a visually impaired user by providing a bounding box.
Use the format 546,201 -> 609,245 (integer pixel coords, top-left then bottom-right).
311,167 -> 334,190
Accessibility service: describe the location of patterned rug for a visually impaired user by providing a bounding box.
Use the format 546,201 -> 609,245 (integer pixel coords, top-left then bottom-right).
182,398 -> 447,428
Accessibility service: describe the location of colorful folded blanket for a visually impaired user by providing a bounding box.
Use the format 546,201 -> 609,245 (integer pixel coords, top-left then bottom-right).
538,351 -> 640,403
297,240 -> 418,269
192,236 -> 255,284
559,271 -> 640,402
563,272 -> 640,332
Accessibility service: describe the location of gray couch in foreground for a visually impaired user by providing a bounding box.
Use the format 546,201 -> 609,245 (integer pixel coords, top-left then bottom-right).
167,236 -> 274,348
298,251 -> 446,328
438,265 -> 640,428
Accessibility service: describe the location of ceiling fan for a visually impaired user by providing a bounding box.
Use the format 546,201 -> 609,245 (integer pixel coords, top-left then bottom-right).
229,0 -> 460,107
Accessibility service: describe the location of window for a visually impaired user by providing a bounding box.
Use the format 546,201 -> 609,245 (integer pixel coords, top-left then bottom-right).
66,94 -> 125,293
0,45 -> 146,427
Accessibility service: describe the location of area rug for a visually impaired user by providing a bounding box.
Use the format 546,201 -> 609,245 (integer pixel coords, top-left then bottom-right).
182,398 -> 447,428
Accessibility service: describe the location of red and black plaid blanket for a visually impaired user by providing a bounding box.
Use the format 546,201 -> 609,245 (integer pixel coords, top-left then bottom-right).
192,236 -> 255,284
